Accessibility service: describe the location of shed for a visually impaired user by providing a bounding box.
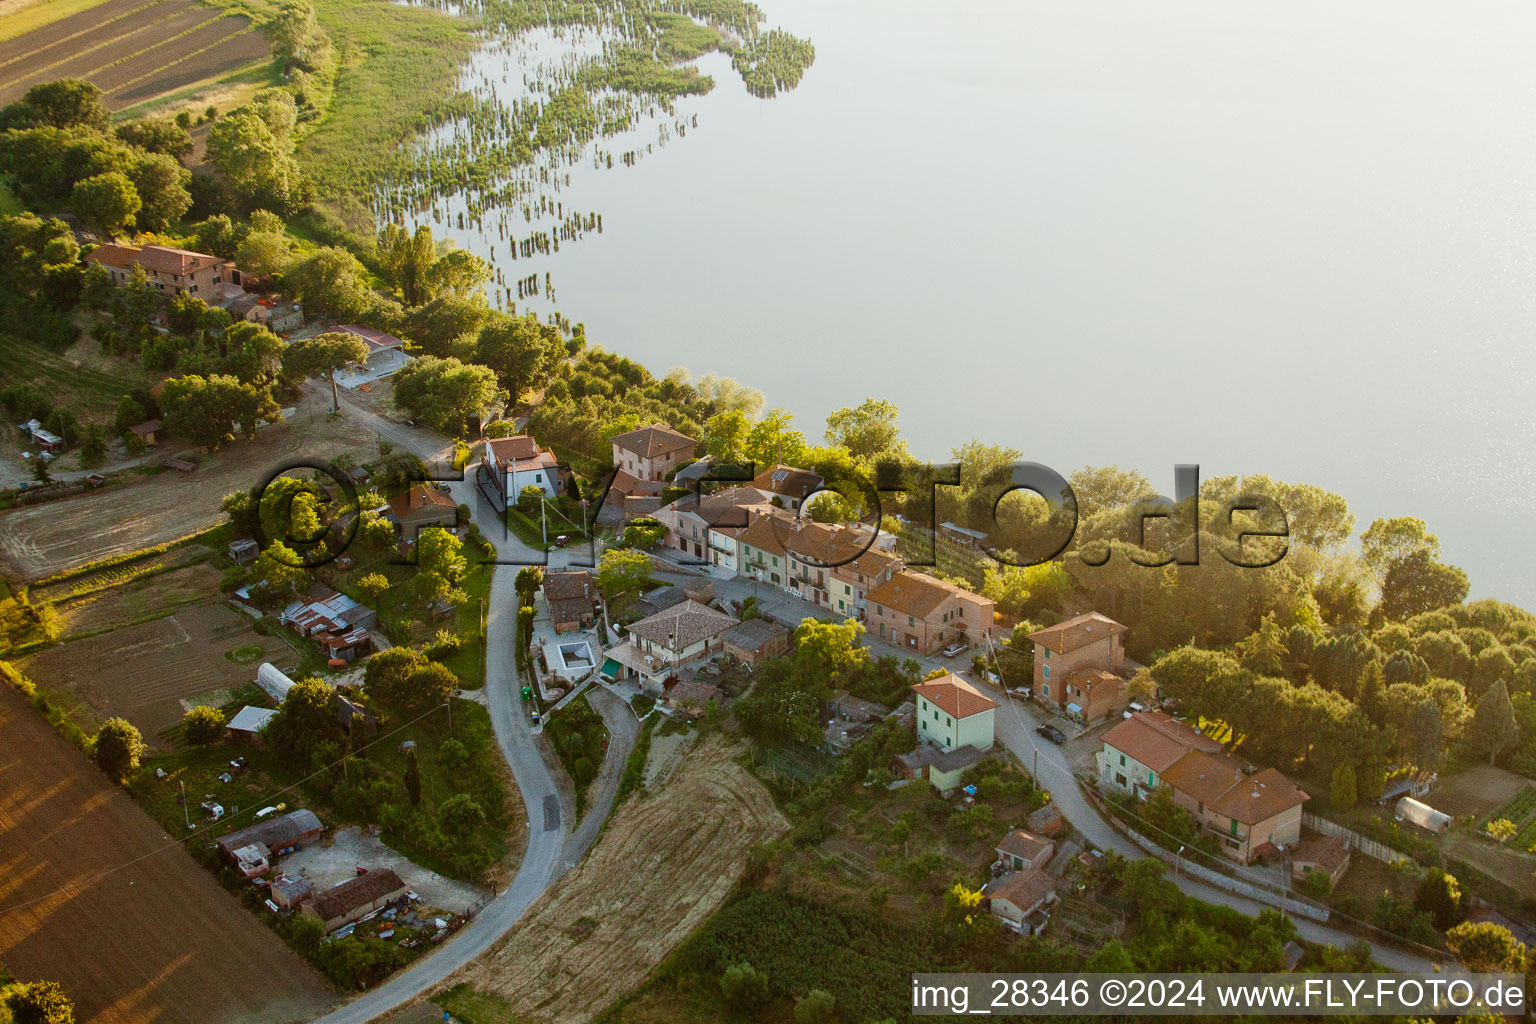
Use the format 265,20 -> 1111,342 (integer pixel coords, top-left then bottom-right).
271,874 -> 313,910
128,419 -> 162,445
306,869 -> 409,933
228,538 -> 260,564
724,618 -> 788,667
1395,796 -> 1451,833
226,705 -> 276,744
256,663 -> 295,704
216,809 -> 324,862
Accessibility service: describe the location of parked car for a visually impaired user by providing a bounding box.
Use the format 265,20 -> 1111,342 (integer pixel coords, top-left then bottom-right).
1035,724 -> 1066,745
942,641 -> 967,658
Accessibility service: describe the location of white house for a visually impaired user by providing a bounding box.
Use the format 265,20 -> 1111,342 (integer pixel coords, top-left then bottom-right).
605,599 -> 738,694
485,435 -> 560,504
1096,711 -> 1221,798
910,673 -> 997,752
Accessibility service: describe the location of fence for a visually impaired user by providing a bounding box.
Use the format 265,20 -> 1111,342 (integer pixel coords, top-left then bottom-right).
1302,813 -> 1413,866
1120,825 -> 1331,923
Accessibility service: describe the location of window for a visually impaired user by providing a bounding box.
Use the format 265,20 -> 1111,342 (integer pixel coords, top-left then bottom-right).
1115,772 -> 1127,786
772,556 -> 779,567
945,716 -> 952,727
1043,665 -> 1050,680
1230,819 -> 1239,836
1119,753 -> 1125,766
1041,683 -> 1049,698
1148,772 -> 1156,786
933,710 -> 940,722
907,614 -> 915,627
1044,649 -> 1050,660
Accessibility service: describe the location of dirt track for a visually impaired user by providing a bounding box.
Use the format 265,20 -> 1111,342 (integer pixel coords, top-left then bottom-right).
0,683 -> 337,1024
437,736 -> 786,1024
0,388 -> 384,583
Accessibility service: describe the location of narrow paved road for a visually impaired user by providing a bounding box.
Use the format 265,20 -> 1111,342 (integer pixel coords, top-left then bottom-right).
308,395 -> 634,1024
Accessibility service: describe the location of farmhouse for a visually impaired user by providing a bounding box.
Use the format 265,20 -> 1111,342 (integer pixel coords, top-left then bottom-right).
484,434 -> 561,505
270,875 -> 313,910
609,422 -> 696,482
911,672 -> 997,752
1027,612 -> 1128,719
984,868 -> 1056,935
306,869 -> 409,933
86,243 -> 244,299
216,809 -> 324,866
867,570 -> 996,653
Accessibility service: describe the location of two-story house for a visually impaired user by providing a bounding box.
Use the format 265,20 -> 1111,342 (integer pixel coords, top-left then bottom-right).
385,485 -> 459,539
484,434 -> 561,506
1097,711 -> 1222,798
86,243 -> 244,299
655,486 -> 775,567
609,422 -> 697,482
737,512 -> 794,585
866,571 -> 996,654
1026,612 -> 1128,718
605,599 -> 738,694
911,672 -> 997,752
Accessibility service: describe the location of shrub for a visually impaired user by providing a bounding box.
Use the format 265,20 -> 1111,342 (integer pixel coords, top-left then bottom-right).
92,717 -> 146,783
182,705 -> 226,745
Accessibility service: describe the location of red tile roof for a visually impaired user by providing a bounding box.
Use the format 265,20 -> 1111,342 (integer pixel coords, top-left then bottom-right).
1206,767 -> 1309,825
989,868 -> 1055,913
609,422 -> 696,458
1099,711 -> 1222,773
1026,612 -> 1128,654
911,673 -> 998,719
996,829 -> 1054,865
388,485 -> 457,521
87,243 -> 232,276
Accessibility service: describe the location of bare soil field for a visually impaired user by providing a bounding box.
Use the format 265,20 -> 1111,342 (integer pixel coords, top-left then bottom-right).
1428,766 -> 1531,818
0,0 -> 265,109
435,737 -> 787,1024
0,387 -> 383,583
0,683 -> 337,1024
17,599 -> 287,740
52,561 -> 222,639
1443,831 -> 1536,900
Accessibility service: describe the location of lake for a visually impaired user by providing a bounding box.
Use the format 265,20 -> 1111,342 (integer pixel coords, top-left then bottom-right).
400,0 -> 1536,605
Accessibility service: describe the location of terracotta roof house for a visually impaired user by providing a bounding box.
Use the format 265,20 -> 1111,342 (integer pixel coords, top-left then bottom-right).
611,599 -> 737,694
1097,711 -> 1222,795
724,618 -> 788,667
736,512 -> 794,584
306,869 -> 409,933
911,672 -> 997,753
484,434 -> 561,506
1290,835 -> 1351,887
87,243 -> 243,299
386,485 -> 459,537
995,829 -> 1055,872
985,867 -> 1056,935
1026,612 -> 1128,716
751,463 -> 824,513
543,570 -> 595,634
868,570 -> 996,654
656,485 -> 775,569
610,422 -> 696,482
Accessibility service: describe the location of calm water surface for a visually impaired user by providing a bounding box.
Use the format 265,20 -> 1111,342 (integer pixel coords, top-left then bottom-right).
406,0 -> 1536,604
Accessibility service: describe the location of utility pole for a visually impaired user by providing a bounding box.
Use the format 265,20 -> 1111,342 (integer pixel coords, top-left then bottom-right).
540,495 -> 548,549
180,779 -> 191,830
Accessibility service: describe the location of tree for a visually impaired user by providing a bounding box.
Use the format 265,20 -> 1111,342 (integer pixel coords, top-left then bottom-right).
235,219 -> 293,278
79,423 -> 107,465
793,990 -> 835,1024
403,746 -> 422,806
376,223 -> 437,305
391,356 -> 503,436
1445,921 -> 1526,972
417,529 -> 467,595
364,647 -> 422,707
250,542 -> 307,602
266,676 -> 340,758
1414,869 -> 1464,931
266,0 -> 331,72
7,78 -> 109,131
719,962 -> 769,1011
356,573 -> 390,603
824,397 -> 905,461
72,172 -> 140,236
282,246 -> 375,321
424,248 -> 491,299
282,331 -> 370,412
438,792 -> 485,837
204,96 -> 303,208
474,313 -> 567,403
1330,762 -> 1357,812
126,153 -> 192,231
1380,547 -> 1469,622
622,517 -> 667,549
595,547 -> 650,598
404,662 -> 458,712
1361,516 -> 1440,583
402,295 -> 491,358
1407,697 -> 1443,772
1468,680 -> 1518,766
93,717 -> 145,783
183,705 -> 226,744
159,374 -> 279,447
3,980 -> 76,1024
115,117 -> 193,158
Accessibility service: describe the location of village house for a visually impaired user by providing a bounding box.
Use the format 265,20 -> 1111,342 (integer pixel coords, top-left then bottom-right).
751,463 -> 824,513
1099,711 -> 1308,864
306,869 -> 410,933
821,692 -> 890,754
777,522 -> 898,617
484,434 -> 561,506
984,867 -> 1056,935
1097,711 -> 1222,798
867,570 -> 996,653
86,243 -> 244,299
385,485 -> 459,539
736,512 -> 794,585
995,828 -> 1055,872
893,743 -> 987,794
1026,803 -> 1065,839
1026,612 -> 1128,719
603,599 -> 738,694
543,570 -> 596,634
223,293 -> 302,333
655,486 -> 775,567
610,422 -> 697,482
270,875 -> 313,911
912,672 -> 997,751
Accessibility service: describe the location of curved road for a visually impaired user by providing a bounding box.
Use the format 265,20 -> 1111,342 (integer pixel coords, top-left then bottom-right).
308,396 -> 633,1024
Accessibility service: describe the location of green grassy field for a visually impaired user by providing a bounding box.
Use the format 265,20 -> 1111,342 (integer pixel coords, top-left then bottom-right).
0,332 -> 152,422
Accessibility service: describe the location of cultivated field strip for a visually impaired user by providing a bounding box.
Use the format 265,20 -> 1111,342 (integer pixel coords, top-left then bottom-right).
0,0 -> 263,108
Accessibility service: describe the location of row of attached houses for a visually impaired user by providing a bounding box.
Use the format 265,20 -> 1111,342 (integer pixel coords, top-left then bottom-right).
1098,711 -> 1309,865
